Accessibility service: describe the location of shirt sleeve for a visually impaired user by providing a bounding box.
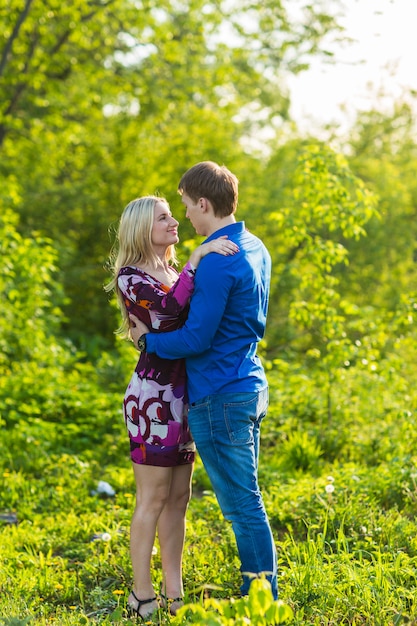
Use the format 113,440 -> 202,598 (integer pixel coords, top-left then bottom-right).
146,254 -> 233,358
118,261 -> 196,324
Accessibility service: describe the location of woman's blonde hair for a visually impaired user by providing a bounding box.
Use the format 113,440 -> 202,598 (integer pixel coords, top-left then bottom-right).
105,195 -> 178,337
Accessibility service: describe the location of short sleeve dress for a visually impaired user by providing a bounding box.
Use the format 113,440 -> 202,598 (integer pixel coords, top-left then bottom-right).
117,262 -> 196,467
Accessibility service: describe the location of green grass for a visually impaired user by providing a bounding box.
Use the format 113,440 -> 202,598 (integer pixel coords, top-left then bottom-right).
1,344 -> 417,624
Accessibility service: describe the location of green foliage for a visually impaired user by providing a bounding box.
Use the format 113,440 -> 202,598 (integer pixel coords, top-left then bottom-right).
174,578 -> 293,624
279,431 -> 323,473
0,208 -> 64,364
0,208 -> 126,465
2,332 -> 417,623
0,0 -> 342,350
1,215 -> 417,623
344,102 -> 417,309
2,3 -> 417,625
260,142 -> 378,358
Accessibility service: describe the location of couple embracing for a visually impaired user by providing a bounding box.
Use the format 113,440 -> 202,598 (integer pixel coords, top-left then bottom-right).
106,160 -> 277,619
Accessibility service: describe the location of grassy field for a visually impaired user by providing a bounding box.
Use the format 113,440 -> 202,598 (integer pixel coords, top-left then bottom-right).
1,343 -> 417,625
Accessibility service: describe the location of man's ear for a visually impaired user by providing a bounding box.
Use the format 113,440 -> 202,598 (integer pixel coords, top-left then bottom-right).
199,197 -> 211,213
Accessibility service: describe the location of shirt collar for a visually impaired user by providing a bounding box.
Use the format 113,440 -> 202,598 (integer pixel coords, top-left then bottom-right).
205,221 -> 245,242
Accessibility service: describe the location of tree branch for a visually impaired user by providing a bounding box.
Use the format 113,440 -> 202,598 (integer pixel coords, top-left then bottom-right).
0,0 -> 34,77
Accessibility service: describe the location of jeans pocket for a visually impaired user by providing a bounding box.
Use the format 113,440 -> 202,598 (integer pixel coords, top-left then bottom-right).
224,393 -> 258,445
190,396 -> 209,408
188,398 -> 209,441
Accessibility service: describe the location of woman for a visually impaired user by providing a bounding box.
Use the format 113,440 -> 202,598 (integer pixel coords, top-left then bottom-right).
106,195 -> 237,619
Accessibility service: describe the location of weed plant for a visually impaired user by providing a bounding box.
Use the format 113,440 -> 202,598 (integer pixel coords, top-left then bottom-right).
1,337 -> 417,625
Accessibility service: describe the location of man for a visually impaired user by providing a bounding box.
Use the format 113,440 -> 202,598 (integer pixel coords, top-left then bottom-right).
131,161 -> 277,599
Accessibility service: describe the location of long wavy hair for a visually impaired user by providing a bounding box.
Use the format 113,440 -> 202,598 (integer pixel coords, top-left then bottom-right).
105,195 -> 178,338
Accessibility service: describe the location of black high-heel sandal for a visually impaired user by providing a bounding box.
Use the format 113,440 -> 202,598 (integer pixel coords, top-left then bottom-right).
159,589 -> 183,616
128,590 -> 158,620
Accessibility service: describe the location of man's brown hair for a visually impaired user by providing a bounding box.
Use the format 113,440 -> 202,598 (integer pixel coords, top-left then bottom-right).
178,161 -> 238,218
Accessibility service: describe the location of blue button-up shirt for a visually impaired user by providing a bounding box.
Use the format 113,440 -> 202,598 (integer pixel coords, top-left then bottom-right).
145,221 -> 271,403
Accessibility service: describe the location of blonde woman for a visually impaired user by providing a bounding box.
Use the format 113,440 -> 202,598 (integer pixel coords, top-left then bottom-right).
106,195 -> 238,619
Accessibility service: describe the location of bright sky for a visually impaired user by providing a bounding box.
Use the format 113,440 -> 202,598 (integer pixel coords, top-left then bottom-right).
287,0 -> 417,134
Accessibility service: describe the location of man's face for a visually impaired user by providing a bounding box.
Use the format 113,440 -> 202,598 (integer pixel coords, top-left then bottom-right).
181,193 -> 206,236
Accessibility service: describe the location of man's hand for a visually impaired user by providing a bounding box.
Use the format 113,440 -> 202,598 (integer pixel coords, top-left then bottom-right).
129,314 -> 149,349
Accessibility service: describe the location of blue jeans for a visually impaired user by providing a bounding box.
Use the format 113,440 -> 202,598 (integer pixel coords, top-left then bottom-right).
188,388 -> 278,599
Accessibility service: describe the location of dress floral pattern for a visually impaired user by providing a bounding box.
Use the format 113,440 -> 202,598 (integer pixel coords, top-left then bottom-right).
117,262 -> 196,466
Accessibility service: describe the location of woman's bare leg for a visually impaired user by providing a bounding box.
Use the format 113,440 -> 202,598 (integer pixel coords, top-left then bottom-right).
157,463 -> 193,611
129,463 -> 172,617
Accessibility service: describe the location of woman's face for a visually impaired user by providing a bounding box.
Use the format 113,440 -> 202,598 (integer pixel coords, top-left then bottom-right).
151,201 -> 179,249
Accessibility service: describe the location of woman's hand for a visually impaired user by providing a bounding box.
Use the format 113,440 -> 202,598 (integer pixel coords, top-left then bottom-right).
189,236 -> 239,267
129,314 -> 149,349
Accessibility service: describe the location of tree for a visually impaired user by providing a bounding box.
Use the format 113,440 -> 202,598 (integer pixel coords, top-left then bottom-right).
343,101 -> 417,311
0,0 -> 343,351
0,208 -> 64,364
257,142 -> 377,356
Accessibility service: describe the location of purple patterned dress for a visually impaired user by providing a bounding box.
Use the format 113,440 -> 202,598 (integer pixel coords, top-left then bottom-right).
117,262 -> 196,467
